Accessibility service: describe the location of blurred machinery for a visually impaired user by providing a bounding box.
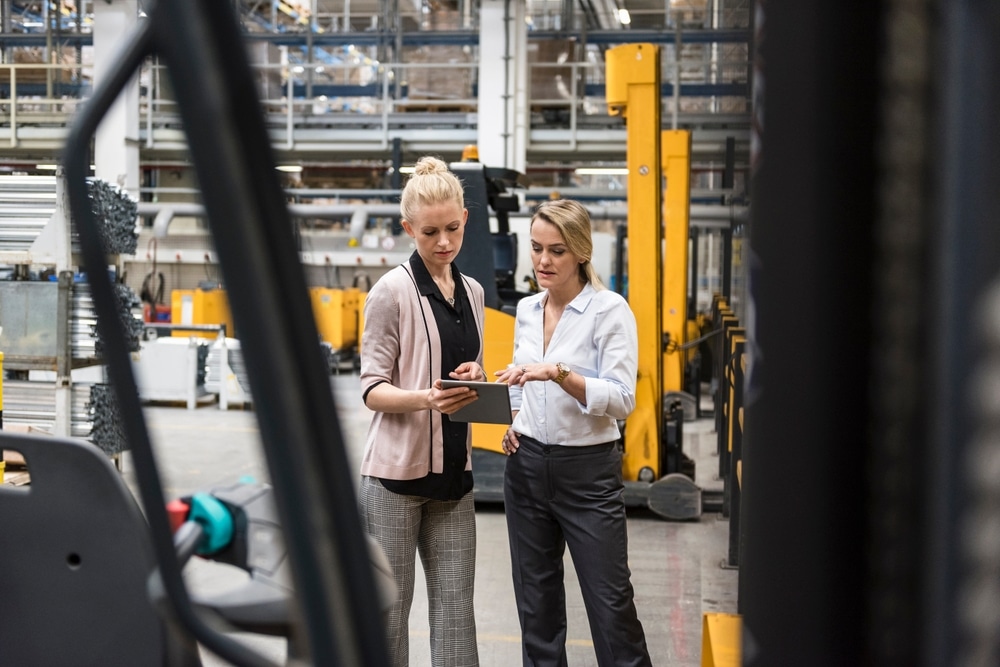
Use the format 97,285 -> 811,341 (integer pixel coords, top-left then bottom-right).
139,269 -> 171,323
0,431 -> 395,664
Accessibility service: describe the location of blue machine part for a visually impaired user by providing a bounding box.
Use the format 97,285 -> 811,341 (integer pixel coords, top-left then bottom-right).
189,492 -> 235,555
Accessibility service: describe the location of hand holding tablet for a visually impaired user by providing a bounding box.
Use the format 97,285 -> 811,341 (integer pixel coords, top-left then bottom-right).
439,379 -> 513,424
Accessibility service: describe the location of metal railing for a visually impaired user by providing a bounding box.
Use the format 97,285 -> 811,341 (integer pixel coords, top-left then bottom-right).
1,54 -> 749,157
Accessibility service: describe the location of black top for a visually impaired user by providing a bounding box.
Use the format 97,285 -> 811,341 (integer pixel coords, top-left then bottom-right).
379,252 -> 478,500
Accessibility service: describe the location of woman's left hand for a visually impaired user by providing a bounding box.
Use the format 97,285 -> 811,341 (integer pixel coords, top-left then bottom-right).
450,361 -> 487,382
495,363 -> 533,387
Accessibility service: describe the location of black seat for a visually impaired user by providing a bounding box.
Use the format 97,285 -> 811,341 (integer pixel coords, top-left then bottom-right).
0,432 -> 201,666
493,232 -> 519,290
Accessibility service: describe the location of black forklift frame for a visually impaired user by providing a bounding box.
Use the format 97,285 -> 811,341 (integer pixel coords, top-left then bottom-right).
62,1 -> 390,665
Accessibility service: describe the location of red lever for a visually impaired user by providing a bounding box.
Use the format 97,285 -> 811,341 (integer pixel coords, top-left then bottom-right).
166,499 -> 191,534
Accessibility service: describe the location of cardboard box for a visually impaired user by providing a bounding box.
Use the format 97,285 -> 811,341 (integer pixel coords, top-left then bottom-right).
3,423 -> 51,470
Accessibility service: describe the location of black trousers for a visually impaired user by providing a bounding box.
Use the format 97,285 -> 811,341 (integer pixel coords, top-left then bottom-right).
504,435 -> 652,667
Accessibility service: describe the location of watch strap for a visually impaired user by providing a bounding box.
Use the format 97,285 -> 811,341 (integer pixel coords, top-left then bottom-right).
554,362 -> 570,385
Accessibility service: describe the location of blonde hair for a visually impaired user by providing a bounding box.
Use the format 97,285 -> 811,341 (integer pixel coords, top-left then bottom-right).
399,156 -> 465,221
531,199 -> 604,289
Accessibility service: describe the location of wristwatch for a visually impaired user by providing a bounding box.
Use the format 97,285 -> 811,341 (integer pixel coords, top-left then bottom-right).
553,362 -> 571,385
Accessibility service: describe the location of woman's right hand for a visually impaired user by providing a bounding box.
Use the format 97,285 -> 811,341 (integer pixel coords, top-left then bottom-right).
429,380 -> 479,415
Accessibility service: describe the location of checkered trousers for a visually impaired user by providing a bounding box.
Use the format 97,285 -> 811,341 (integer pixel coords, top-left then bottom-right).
360,475 -> 480,667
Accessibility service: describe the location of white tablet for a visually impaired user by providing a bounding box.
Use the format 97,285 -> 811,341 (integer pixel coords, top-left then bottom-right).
440,380 -> 513,424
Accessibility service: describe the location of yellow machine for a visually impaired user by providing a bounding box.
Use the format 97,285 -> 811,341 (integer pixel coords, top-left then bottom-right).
310,287 -> 360,353
607,43 -> 703,519
169,284 -> 361,352
170,286 -> 235,339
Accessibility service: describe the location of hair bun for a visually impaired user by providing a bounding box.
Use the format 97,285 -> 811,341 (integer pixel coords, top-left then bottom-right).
413,156 -> 448,176
399,154 -> 465,220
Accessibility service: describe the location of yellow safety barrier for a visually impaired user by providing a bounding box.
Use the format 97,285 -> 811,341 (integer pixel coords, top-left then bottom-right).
701,612 -> 741,667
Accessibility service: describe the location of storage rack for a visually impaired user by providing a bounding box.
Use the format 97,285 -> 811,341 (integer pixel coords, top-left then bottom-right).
0,171 -> 137,454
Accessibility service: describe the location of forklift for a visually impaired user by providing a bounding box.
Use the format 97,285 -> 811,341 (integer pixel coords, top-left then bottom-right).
445,159 -> 533,502
605,42 -> 712,520
459,45 -> 712,520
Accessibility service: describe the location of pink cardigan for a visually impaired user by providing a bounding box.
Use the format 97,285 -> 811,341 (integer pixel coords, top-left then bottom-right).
359,261 -> 485,480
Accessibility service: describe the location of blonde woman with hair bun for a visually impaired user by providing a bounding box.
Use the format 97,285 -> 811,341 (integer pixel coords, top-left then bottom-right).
359,155 -> 484,667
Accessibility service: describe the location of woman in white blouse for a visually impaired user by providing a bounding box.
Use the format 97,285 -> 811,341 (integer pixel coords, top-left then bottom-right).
495,199 -> 652,667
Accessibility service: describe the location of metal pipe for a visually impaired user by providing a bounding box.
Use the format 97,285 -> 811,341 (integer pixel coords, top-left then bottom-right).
3,379 -> 94,438
503,0 -> 512,166
137,200 -> 747,228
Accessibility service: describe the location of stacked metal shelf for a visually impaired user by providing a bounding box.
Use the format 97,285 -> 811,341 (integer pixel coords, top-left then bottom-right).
0,174 -> 140,455
0,176 -> 57,254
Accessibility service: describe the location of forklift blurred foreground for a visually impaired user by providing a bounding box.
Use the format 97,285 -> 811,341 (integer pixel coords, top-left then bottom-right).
0,2 -> 393,665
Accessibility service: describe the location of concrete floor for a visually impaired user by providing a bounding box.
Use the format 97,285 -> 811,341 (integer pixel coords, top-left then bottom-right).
126,373 -> 738,666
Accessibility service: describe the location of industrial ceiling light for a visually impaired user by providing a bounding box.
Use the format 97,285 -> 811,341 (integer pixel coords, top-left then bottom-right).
35,164 -> 94,171
276,165 -> 303,173
617,8 -> 631,25
575,167 -> 629,175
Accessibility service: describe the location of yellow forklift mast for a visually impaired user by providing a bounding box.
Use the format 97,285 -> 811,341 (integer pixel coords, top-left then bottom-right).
607,43 -> 665,485
607,43 -> 704,519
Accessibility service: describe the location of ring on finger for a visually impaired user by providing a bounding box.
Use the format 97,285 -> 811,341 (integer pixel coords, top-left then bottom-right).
521,366 -> 527,374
